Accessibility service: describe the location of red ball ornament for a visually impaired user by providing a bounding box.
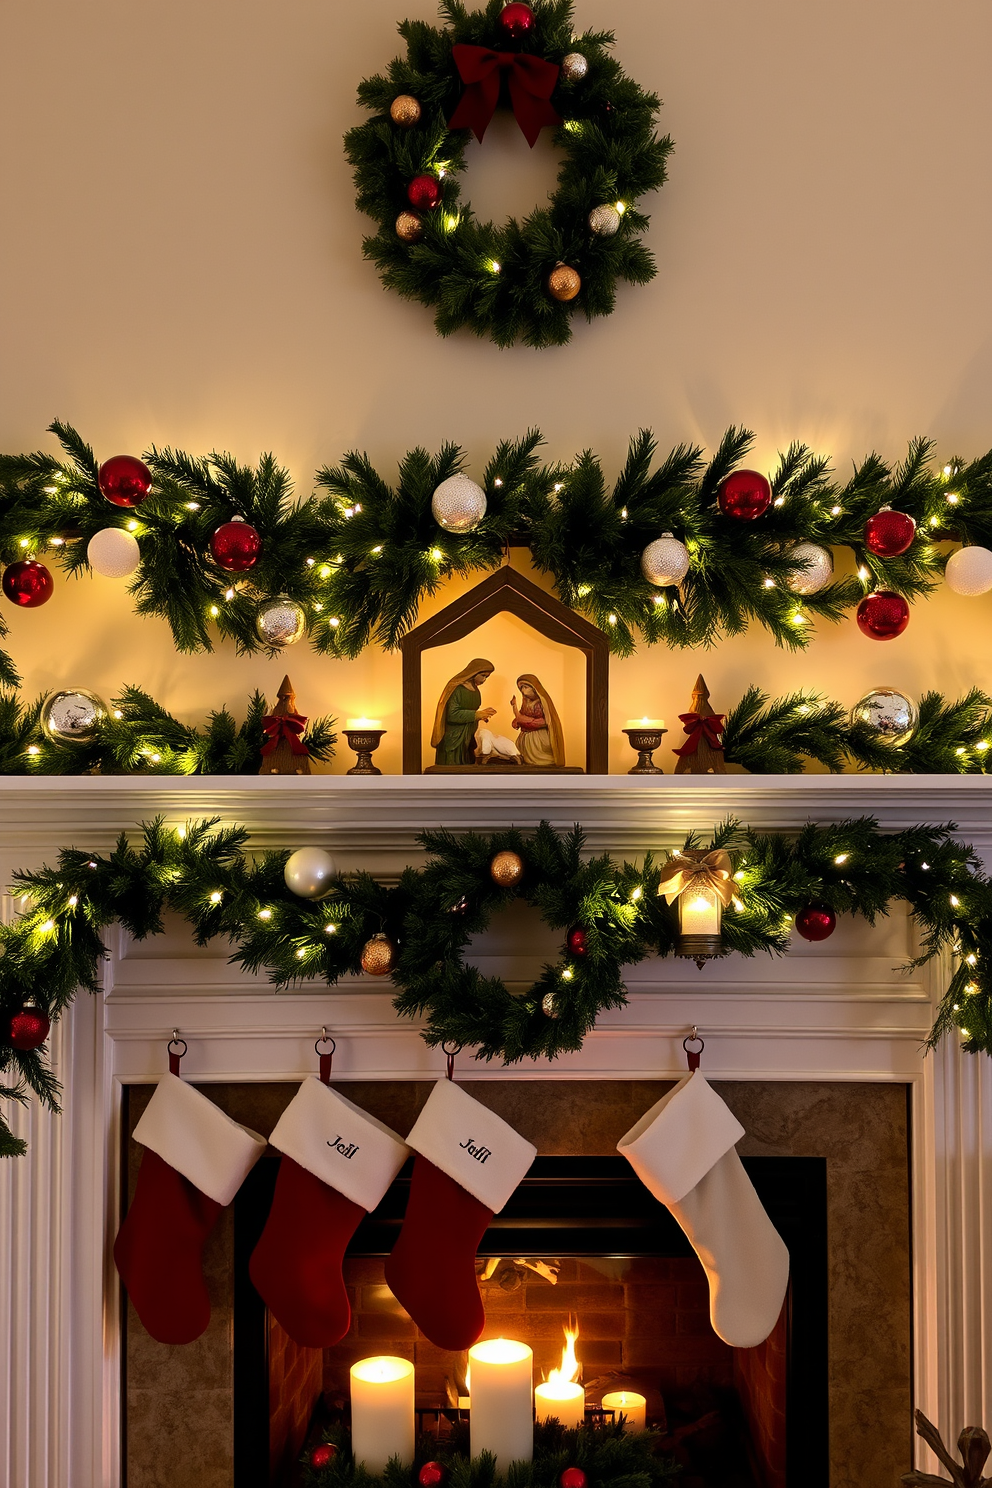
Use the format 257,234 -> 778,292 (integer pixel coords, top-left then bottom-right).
499,2 -> 535,39
566,926 -> 589,957
717,469 -> 772,521
560,1470 -> 587,1488
795,902 -> 836,942
856,589 -> 910,640
7,1007 -> 51,1051
864,507 -> 916,558
98,454 -> 153,508
2,559 -> 54,608
419,1463 -> 445,1488
407,175 -> 441,211
210,518 -> 262,572
309,1443 -> 338,1469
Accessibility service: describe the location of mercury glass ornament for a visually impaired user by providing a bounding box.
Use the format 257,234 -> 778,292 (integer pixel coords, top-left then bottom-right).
785,541 -> 833,595
390,94 -> 422,127
641,532 -> 690,587
255,596 -> 306,647
560,52 -> 589,81
431,474 -> 487,533
588,204 -> 621,237
40,688 -> 106,744
541,990 -> 558,1017
945,545 -> 992,597
396,210 -> 424,243
850,687 -> 918,747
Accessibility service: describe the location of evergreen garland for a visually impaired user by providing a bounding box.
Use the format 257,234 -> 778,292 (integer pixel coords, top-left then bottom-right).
343,0 -> 672,348
3,814 -> 992,1157
1,421 -> 991,664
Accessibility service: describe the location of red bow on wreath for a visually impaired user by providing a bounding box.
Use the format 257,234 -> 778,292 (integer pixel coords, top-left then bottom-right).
672,712 -> 726,757
260,713 -> 309,756
448,45 -> 561,147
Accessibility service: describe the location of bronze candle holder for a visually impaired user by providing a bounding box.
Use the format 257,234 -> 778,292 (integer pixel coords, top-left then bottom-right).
622,725 -> 667,775
344,727 -> 386,775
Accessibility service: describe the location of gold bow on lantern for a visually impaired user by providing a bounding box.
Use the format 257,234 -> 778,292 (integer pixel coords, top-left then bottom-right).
657,849 -> 735,906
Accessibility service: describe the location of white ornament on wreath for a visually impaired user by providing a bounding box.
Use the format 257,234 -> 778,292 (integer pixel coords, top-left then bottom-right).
588,204 -> 622,237
640,532 -> 690,587
87,526 -> 141,579
284,847 -> 337,899
431,474 -> 487,533
785,541 -> 833,595
559,51 -> 589,81
945,545 -> 992,597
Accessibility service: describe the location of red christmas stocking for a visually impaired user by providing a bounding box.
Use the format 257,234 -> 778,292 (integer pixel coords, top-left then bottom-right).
114,1074 -> 266,1344
250,1078 -> 409,1347
384,1079 -> 536,1350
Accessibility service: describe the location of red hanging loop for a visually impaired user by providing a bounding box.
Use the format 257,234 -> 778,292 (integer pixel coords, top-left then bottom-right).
683,1028 -> 704,1072
443,1040 -> 462,1081
315,1029 -> 336,1085
167,1031 -> 187,1076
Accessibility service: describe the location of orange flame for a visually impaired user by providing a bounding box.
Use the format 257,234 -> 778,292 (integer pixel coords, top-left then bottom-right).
547,1322 -> 580,1386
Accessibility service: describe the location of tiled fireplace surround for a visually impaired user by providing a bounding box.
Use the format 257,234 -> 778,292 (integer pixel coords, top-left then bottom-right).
2,775 -> 992,1488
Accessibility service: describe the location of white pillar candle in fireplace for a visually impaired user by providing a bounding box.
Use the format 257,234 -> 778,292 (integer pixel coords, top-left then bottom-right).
534,1378 -> 585,1427
350,1356 -> 415,1471
469,1338 -> 534,1468
601,1390 -> 647,1433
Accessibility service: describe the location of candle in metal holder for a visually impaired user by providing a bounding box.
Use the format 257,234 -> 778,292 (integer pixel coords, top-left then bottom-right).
621,719 -> 667,775
344,719 -> 386,775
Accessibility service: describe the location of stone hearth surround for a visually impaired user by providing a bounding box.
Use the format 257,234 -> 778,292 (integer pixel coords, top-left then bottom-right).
1,774 -> 991,1486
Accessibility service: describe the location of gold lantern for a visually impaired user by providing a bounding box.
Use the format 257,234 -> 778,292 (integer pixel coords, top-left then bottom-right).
658,848 -> 733,966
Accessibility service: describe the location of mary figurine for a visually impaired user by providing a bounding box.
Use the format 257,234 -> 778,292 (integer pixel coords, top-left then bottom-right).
511,675 -> 565,767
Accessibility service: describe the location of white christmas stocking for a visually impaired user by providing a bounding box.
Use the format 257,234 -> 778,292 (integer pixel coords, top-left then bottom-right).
617,1071 -> 789,1347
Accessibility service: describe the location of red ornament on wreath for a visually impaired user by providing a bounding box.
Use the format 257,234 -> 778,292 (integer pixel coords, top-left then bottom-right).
419,1463 -> 445,1488
210,517 -> 262,572
795,903 -> 836,942
499,2 -> 535,40
98,454 -> 153,508
717,469 -> 772,521
566,926 -> 589,957
864,507 -> 916,558
309,1442 -> 338,1470
857,589 -> 910,640
407,175 -> 441,211
6,1007 -> 52,1051
560,1470 -> 587,1488
2,559 -> 54,608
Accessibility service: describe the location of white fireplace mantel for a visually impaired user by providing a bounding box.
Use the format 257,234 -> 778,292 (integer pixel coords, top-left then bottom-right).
1,775 -> 990,1485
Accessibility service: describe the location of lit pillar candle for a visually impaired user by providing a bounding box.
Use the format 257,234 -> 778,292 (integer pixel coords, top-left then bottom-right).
601,1390 -> 647,1433
469,1338 -> 534,1468
350,1356 -> 415,1472
680,884 -> 721,939
534,1378 -> 585,1427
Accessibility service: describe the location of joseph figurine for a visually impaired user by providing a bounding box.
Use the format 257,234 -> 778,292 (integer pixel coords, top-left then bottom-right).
431,659 -> 496,766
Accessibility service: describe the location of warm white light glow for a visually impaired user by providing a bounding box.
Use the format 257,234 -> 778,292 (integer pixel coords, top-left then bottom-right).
346,718 -> 383,730
624,718 -> 664,729
468,1338 -> 533,1469
535,1324 -> 583,1426
601,1390 -> 647,1432
352,1356 -> 414,1385
350,1356 -> 415,1473
209,891 -> 222,904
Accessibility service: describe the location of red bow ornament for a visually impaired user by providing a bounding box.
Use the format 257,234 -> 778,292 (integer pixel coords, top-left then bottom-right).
672,712 -> 726,758
260,713 -> 309,756
448,44 -> 561,147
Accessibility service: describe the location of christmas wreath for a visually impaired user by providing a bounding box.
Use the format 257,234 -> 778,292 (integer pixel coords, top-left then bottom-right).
344,0 -> 672,347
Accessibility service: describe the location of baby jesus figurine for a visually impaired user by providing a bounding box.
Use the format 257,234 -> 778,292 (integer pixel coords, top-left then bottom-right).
510,674 -> 565,768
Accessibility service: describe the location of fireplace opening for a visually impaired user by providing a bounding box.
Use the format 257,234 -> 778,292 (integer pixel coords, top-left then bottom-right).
233,1155 -> 827,1488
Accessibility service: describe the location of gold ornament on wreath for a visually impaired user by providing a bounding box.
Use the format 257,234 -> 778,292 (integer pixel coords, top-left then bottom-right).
395,211 -> 424,243
389,94 -> 422,127
40,689 -> 107,745
255,596 -> 307,648
850,688 -> 918,747
361,931 -> 397,977
490,849 -> 525,888
547,264 -> 581,302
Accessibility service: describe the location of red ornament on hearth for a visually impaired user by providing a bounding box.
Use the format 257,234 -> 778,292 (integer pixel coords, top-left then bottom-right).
499,2 -> 535,39
566,926 -> 589,957
98,454 -> 153,508
419,1462 -> 445,1487
6,1007 -> 52,1051
560,1470 -> 587,1488
856,589 -> 910,640
2,559 -> 54,608
717,469 -> 772,521
210,518 -> 262,572
407,175 -> 441,211
864,507 -> 916,558
309,1443 -> 338,1469
794,903 -> 836,942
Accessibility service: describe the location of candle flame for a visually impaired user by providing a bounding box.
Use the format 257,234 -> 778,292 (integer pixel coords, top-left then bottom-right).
547,1322 -> 580,1386
688,894 -> 712,912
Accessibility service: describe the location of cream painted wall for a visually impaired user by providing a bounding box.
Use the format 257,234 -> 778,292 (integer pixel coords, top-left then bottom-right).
2,0 -> 992,775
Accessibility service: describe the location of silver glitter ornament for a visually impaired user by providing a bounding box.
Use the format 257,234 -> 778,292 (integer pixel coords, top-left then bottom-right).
588,204 -> 621,237
255,596 -> 306,647
560,52 -> 589,81
431,474 -> 487,533
40,688 -> 107,744
641,532 -> 690,587
541,991 -> 558,1017
785,541 -> 833,595
850,688 -> 918,747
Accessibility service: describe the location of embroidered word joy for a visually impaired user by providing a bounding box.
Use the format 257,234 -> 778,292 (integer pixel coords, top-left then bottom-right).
327,1134 -> 359,1160
459,1137 -> 492,1164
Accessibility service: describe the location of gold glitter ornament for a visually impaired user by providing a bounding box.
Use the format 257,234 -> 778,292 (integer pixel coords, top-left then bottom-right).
390,94 -> 422,127
547,264 -> 581,302
396,210 -> 424,243
588,204 -> 621,237
490,849 -> 525,888
361,932 -> 397,976
255,596 -> 307,647
559,52 -> 589,81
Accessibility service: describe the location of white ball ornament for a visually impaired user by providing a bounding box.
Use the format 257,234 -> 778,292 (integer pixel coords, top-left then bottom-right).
431,474 -> 487,534
560,52 -> 589,81
87,526 -> 141,579
641,532 -> 690,587
945,546 -> 992,597
785,541 -> 833,595
284,847 -> 337,899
